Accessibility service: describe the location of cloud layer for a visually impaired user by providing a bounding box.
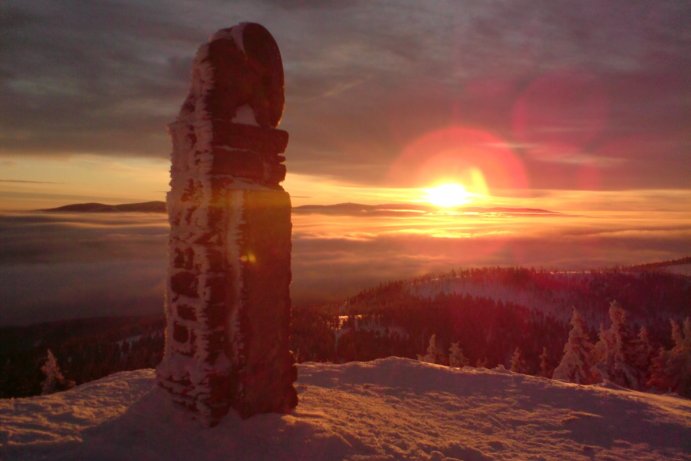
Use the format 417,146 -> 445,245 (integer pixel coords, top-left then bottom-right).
1,209 -> 688,325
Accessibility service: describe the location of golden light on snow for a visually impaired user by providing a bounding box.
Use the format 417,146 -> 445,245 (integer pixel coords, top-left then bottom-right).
423,183 -> 473,208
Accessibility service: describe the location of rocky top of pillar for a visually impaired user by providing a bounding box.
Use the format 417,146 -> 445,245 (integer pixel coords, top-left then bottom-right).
171,22 -> 288,186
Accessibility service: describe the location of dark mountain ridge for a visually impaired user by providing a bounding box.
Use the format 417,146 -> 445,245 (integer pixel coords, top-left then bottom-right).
42,200 -> 559,216
43,201 -> 166,213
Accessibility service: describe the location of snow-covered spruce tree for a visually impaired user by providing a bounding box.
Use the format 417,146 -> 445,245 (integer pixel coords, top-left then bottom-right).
648,318 -> 691,396
41,349 -> 74,395
510,347 -> 526,373
647,346 -> 673,392
419,334 -> 445,365
539,346 -> 552,378
631,326 -> 654,387
591,301 -> 640,388
591,322 -> 611,377
553,309 -> 597,384
448,341 -> 469,368
676,317 -> 691,397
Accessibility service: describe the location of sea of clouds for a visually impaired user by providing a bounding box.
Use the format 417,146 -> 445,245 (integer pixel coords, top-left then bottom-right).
1,210 -> 689,325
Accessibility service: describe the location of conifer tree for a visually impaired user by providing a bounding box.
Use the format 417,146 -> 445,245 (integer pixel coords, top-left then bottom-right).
647,346 -> 673,392
650,318 -> 691,397
510,347 -> 525,373
553,309 -> 597,384
671,319 -> 684,347
631,326 -> 654,388
539,346 -> 551,378
681,318 -> 691,396
420,334 -> 445,364
591,322 -> 611,375
448,342 -> 469,368
591,300 -> 638,388
41,349 -> 74,395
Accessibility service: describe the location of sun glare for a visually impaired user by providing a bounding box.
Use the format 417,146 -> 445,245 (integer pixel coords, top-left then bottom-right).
424,183 -> 473,208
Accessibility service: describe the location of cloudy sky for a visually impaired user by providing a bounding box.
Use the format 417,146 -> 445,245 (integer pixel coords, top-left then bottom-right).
1,1 -> 690,324
1,0 -> 690,209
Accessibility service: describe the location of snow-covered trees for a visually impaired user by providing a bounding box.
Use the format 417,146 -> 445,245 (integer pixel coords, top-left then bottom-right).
448,342 -> 469,368
674,318 -> 691,396
631,326 -> 654,386
647,346 -> 673,392
647,318 -> 691,396
553,309 -> 596,384
510,348 -> 526,373
538,347 -> 551,378
41,350 -> 74,395
419,334 -> 445,364
591,301 -> 640,388
551,301 -> 689,397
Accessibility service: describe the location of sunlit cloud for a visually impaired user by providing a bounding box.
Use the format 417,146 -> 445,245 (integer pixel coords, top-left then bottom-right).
0,179 -> 59,184
284,172 -> 423,206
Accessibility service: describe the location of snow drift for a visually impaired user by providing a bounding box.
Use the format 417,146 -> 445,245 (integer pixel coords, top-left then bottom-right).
1,357 -> 689,460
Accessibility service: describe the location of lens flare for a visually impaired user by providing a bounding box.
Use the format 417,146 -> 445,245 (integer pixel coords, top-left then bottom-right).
389,125 -> 529,195
511,69 -> 609,162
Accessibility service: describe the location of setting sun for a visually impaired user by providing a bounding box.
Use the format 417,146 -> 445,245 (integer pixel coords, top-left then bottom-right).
423,183 -> 473,208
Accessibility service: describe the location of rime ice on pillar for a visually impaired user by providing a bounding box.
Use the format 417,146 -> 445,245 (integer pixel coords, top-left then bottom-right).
156,23 -> 297,426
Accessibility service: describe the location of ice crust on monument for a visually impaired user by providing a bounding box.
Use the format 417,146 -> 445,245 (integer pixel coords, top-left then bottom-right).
157,22 -> 297,426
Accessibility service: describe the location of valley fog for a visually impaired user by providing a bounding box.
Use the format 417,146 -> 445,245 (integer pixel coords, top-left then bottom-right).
0,209 -> 689,325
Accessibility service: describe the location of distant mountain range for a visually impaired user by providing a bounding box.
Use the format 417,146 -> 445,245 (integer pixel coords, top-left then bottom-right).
294,202 -> 559,216
42,201 -> 559,216
43,201 -> 167,213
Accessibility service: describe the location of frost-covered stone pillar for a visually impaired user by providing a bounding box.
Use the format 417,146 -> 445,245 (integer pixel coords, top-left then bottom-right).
157,23 -> 297,426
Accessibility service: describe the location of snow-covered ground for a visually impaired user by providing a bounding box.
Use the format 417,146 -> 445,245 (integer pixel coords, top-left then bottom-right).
664,263 -> 691,276
408,276 -> 564,318
1,357 -> 689,461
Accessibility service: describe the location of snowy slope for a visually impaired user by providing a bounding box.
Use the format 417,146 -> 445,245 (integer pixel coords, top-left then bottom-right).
408,275 -> 563,317
402,269 -> 690,325
665,263 -> 691,277
1,358 -> 689,461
